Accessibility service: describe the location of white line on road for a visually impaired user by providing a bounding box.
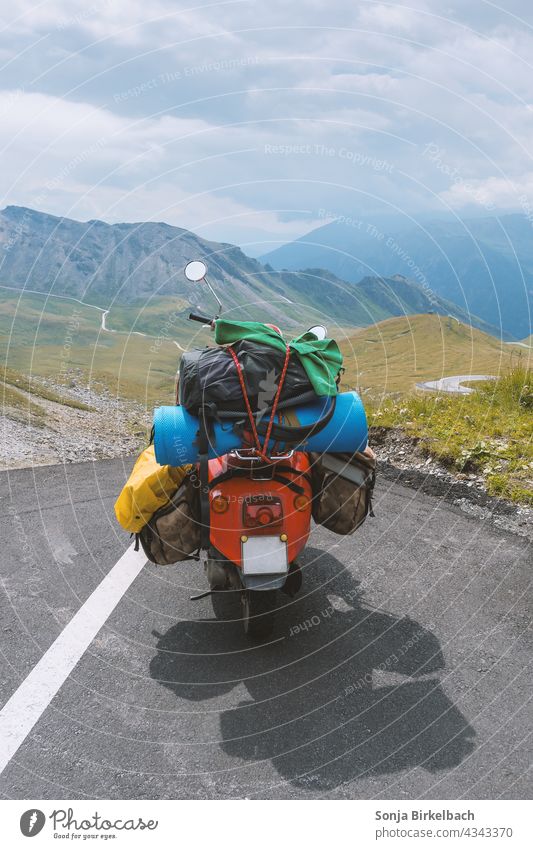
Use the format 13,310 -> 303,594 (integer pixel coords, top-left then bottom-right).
0,544 -> 146,776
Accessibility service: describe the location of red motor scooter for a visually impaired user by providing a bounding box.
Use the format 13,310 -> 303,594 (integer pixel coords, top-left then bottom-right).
183,260 -> 324,639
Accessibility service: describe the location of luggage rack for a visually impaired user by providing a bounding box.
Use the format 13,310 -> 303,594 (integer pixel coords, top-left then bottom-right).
229,448 -> 295,480
231,448 -> 294,463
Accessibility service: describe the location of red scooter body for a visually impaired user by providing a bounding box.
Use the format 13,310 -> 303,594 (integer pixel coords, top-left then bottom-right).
207,450 -> 312,568
203,449 -> 313,638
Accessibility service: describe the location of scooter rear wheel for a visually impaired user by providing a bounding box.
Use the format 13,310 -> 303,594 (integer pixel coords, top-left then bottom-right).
242,589 -> 277,640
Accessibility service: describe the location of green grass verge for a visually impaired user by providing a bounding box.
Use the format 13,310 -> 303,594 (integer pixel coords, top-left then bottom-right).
1,381 -> 47,421
369,365 -> 533,504
1,368 -> 94,411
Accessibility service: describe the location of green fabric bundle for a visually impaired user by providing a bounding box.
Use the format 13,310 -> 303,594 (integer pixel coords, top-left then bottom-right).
214,319 -> 343,396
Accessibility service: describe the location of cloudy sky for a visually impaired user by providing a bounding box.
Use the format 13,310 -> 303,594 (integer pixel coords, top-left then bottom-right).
1,0 -> 532,252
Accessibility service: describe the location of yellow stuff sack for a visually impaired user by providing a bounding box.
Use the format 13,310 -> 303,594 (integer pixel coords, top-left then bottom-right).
114,445 -> 192,533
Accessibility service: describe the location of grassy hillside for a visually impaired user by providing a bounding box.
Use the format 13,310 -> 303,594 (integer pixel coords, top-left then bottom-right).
1,367 -> 93,411
2,294 -> 531,504
2,294 -> 522,406
370,365 -> 533,504
0,289 -> 211,408
339,313 -> 521,395
340,313 -> 532,504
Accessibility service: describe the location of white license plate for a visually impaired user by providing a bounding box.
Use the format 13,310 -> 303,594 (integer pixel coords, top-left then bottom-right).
242,535 -> 288,575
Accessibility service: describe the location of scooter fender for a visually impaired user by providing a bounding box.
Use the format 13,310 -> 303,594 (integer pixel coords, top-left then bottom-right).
207,451 -> 313,572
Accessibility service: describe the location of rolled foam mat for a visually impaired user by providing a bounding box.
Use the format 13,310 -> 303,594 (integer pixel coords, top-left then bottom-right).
153,391 -> 368,466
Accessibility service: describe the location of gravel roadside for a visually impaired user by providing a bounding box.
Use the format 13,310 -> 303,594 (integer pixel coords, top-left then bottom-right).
1,371 -> 530,541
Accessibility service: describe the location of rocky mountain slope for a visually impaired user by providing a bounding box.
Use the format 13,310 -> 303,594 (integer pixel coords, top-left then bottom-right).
0,206 -> 496,333
0,368 -> 150,469
261,214 -> 533,339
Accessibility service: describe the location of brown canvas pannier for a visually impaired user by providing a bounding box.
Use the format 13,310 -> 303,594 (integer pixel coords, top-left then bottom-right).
310,449 -> 376,535
136,473 -> 201,564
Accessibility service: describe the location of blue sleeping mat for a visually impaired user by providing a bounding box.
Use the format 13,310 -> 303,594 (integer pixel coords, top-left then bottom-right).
153,391 -> 368,465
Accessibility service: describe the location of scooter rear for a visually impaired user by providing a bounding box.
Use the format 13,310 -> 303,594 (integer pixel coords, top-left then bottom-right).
180,258 -> 331,639
205,448 -> 312,638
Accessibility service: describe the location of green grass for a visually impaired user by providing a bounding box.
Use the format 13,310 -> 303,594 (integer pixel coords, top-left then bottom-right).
1,381 -> 47,421
0,290 -> 190,407
2,293 -> 531,505
339,313 -> 520,395
369,364 -> 533,504
1,367 -> 94,411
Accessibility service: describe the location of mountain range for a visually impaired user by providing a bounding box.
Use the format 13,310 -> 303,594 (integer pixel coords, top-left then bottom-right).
261,214 -> 533,339
0,205 -> 514,337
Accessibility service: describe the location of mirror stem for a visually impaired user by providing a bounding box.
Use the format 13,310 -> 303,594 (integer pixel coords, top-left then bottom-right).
205,276 -> 223,318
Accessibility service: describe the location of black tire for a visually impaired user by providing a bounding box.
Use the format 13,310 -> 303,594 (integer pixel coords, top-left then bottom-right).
241,589 -> 277,640
211,590 -> 235,620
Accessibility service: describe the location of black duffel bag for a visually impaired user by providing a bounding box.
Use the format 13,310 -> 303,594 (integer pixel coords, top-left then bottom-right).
178,340 -> 316,415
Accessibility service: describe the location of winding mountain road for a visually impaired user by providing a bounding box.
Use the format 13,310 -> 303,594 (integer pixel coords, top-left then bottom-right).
0,458 -> 530,799
416,375 -> 496,395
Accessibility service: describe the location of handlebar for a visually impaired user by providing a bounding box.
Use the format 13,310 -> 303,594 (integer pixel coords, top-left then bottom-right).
188,312 -> 214,326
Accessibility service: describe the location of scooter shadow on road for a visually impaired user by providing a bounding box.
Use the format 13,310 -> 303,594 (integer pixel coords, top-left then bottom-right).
149,546 -> 476,794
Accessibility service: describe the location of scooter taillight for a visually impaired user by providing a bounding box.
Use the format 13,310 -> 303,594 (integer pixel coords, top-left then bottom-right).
243,495 -> 283,529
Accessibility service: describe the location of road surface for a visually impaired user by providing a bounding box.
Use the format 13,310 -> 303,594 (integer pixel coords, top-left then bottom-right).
0,459 -> 530,799
417,375 -> 496,395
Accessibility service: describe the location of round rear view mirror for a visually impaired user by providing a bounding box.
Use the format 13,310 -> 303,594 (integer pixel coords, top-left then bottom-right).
184,260 -> 207,282
307,324 -> 327,340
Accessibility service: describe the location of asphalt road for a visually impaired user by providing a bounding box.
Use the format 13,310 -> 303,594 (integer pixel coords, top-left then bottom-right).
0,458 -> 531,800
416,375 -> 496,395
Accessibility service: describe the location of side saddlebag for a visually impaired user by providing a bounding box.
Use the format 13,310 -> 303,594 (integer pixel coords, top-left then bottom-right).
310,450 -> 376,535
136,473 -> 201,564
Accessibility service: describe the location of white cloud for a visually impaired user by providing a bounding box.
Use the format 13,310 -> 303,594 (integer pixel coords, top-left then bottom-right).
440,173 -> 533,209
1,0 -> 533,245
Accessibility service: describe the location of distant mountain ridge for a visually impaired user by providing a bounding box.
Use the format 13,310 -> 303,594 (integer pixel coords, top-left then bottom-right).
261,214 -> 533,338
0,205 -> 502,336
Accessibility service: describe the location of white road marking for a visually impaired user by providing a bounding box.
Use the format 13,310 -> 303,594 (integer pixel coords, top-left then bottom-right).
0,544 -> 146,776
